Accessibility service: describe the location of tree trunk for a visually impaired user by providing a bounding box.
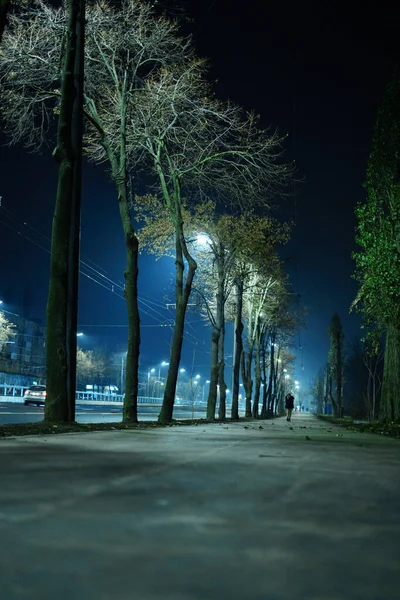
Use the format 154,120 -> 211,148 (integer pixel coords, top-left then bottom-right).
380,320 -> 400,422
207,328 -> 219,420
337,336 -> 343,417
241,350 -> 253,417
207,249 -> 224,420
45,0 -> 79,423
329,372 -> 338,416
260,338 -> 268,418
218,322 -> 227,420
266,341 -> 275,417
372,365 -> 376,420
159,227 -> 196,424
66,0 -> 85,423
272,341 -> 279,412
118,185 -> 140,423
252,332 -> 261,418
231,278 -> 243,420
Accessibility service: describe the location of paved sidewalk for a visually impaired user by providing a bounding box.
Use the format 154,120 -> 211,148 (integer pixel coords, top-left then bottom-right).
0,413 -> 399,600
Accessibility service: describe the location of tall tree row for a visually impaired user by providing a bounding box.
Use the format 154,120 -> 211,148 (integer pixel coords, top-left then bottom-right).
0,0 -> 294,424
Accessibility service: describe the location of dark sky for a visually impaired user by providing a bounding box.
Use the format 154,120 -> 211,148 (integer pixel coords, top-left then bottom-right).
0,0 -> 398,388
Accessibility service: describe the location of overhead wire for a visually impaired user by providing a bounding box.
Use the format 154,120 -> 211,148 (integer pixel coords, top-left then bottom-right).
0,204 -> 217,341
0,205 -> 175,326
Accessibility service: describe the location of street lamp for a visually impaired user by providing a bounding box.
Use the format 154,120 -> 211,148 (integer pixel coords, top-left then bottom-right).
180,368 -> 186,373
285,374 -> 290,380
195,374 -> 200,379
77,332 -> 83,337
196,234 -> 211,247
147,368 -> 156,397
157,361 -> 169,396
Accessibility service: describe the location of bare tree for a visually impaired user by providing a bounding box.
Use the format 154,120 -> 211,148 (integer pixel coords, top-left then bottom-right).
0,0 -> 189,422
192,220 -> 237,421
127,60 -> 293,424
241,269 -> 281,417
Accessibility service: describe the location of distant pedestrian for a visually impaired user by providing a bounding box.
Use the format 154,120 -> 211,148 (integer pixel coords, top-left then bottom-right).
285,392 -> 295,421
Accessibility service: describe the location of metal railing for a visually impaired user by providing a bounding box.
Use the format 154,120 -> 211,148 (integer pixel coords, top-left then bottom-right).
0,384 -> 28,397
75,392 -> 164,404
0,386 -> 165,405
0,386 -> 242,411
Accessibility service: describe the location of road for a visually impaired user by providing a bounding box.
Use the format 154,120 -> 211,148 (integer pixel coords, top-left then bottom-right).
0,401 -> 208,424
1,413 -> 399,600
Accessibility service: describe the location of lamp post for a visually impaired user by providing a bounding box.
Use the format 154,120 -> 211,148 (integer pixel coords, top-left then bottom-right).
148,368 -> 155,397
157,361 -> 169,396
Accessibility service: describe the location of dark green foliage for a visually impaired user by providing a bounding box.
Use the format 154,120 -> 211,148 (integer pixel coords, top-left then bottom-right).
352,75 -> 400,344
352,74 -> 400,422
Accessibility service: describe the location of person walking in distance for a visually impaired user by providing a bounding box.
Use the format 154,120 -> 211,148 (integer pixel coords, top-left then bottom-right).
285,392 -> 295,421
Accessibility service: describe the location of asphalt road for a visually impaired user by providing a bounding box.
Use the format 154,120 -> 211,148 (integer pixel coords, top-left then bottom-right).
0,401 -> 208,424
1,413 -> 399,600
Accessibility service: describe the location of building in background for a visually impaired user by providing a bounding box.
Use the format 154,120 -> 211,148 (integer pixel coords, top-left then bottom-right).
0,314 -> 46,384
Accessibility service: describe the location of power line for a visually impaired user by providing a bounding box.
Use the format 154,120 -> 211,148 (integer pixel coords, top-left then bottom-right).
0,205 -> 175,325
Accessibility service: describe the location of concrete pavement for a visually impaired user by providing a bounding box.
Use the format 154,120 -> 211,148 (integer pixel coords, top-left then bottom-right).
0,413 -> 399,599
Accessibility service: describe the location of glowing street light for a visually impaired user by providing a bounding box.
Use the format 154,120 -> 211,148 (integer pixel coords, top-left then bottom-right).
77,332 -> 84,337
195,374 -> 201,379
294,380 -> 299,385
147,368 -> 156,396
157,361 -> 169,395
180,368 -> 186,373
196,234 -> 211,247
285,374 -> 290,380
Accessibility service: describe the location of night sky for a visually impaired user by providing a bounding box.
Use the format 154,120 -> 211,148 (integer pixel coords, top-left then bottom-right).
0,0 -> 398,388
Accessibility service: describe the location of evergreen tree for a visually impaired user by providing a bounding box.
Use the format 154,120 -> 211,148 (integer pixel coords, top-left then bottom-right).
353,75 -> 400,422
